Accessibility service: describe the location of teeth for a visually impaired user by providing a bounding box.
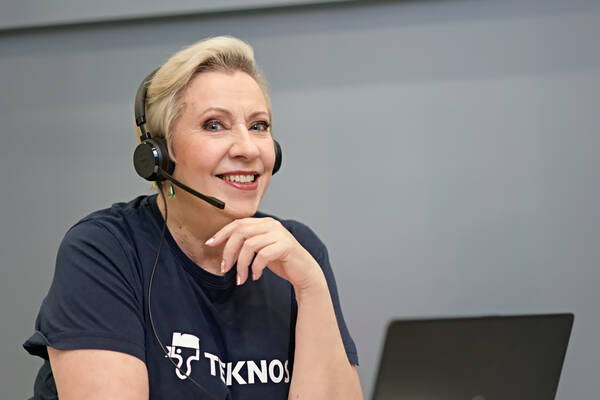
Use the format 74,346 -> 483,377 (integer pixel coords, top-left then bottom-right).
221,174 -> 255,183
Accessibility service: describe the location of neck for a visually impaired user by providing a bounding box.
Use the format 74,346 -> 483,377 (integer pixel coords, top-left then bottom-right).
156,188 -> 232,275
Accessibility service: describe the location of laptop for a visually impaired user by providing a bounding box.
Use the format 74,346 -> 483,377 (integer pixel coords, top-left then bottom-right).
371,313 -> 573,400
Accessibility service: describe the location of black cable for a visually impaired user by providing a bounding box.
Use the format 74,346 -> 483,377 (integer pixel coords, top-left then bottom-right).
148,183 -> 222,400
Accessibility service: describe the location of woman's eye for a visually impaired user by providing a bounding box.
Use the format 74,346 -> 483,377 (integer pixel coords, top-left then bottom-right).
204,120 -> 224,131
250,121 -> 270,131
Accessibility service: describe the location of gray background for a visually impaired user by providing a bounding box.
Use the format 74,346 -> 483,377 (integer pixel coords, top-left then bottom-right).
1,0 -> 599,398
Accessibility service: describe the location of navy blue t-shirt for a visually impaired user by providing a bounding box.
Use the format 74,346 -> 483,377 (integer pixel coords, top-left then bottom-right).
24,195 -> 358,399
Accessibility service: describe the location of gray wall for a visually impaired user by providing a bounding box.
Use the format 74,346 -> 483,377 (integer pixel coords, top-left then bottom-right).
2,0 -> 599,398
0,0 -> 354,30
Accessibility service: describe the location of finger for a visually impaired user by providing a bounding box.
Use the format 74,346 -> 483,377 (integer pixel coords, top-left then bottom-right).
221,230 -> 247,274
219,220 -> 279,272
236,232 -> 278,285
206,218 -> 279,246
205,218 -> 258,246
204,219 -> 242,246
220,220 -> 275,273
251,241 -> 286,281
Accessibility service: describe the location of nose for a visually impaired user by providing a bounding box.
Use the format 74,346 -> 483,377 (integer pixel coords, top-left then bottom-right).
229,124 -> 261,160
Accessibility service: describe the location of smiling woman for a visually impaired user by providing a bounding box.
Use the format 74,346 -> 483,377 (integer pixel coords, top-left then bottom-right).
23,36 -> 362,400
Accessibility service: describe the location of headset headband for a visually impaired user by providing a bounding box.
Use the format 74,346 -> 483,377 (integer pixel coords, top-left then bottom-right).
134,68 -> 159,141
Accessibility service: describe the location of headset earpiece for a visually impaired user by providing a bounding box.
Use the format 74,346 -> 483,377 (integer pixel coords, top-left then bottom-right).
272,139 -> 282,175
133,137 -> 174,181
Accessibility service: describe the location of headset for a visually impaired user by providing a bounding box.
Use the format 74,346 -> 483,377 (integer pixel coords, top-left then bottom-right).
132,69 -> 282,399
133,69 -> 282,210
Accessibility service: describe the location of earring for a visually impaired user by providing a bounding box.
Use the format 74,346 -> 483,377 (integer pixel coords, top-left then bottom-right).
167,184 -> 176,199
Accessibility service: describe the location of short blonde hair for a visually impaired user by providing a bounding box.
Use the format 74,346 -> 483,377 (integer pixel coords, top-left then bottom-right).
134,36 -> 271,154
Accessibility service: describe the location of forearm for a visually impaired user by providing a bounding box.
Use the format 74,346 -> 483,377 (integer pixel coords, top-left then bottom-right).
288,268 -> 363,400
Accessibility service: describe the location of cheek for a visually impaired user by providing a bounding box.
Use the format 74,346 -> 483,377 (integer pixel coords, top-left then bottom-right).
173,137 -> 224,172
262,142 -> 277,171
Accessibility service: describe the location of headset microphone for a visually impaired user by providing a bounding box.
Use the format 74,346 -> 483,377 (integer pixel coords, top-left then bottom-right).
160,170 -> 225,209
133,69 -> 282,210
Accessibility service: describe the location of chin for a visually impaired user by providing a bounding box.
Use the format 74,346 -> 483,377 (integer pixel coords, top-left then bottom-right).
222,202 -> 260,219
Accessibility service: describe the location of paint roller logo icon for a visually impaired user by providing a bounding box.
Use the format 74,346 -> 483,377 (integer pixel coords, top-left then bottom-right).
166,332 -> 201,380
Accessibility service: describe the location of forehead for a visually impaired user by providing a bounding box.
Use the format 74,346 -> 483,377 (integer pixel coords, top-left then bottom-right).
182,70 -> 268,113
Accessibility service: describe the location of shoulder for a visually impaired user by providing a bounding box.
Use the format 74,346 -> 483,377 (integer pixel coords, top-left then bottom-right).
74,195 -> 155,231
62,195 -> 155,248
254,211 -> 326,261
56,195 -> 157,277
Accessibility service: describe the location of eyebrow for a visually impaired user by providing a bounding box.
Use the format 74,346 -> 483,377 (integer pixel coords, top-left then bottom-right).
200,107 -> 270,120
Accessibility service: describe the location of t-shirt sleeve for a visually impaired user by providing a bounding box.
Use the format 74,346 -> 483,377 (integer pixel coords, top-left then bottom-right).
23,220 -> 146,362
286,220 -> 359,366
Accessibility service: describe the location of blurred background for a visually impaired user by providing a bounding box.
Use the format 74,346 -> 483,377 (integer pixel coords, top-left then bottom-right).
1,0 -> 599,398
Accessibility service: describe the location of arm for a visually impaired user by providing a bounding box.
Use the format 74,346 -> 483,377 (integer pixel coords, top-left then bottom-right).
26,221 -> 148,398
289,263 -> 363,399
207,218 -> 363,399
47,348 -> 149,400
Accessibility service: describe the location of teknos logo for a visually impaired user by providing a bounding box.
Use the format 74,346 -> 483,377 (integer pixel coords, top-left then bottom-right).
165,331 -> 291,386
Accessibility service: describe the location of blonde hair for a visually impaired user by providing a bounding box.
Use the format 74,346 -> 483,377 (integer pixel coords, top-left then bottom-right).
134,36 -> 271,154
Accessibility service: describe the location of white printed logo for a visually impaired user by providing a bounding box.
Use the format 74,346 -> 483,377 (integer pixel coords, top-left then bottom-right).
165,331 -> 290,385
204,353 -> 290,386
165,332 -> 201,380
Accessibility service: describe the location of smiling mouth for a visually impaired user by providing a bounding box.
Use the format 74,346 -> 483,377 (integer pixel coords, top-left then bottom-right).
216,174 -> 259,184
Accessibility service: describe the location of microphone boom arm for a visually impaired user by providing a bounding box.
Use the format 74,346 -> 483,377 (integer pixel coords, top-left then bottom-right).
159,170 -> 225,209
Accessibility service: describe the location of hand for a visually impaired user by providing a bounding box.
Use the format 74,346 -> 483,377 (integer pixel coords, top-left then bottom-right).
205,217 -> 324,290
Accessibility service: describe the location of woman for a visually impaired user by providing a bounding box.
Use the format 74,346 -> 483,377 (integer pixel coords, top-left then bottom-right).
24,36 -> 362,399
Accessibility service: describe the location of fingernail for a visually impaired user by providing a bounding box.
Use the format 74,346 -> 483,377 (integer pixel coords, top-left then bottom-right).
205,237 -> 215,245
220,259 -> 225,274
236,275 -> 241,286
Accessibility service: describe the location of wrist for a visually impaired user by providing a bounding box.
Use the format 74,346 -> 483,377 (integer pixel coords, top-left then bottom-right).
293,261 -> 328,303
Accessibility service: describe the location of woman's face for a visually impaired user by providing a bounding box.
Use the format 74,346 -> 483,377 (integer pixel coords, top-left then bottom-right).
170,70 -> 275,218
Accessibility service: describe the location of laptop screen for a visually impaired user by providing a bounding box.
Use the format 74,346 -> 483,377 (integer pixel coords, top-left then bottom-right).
371,314 -> 573,400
